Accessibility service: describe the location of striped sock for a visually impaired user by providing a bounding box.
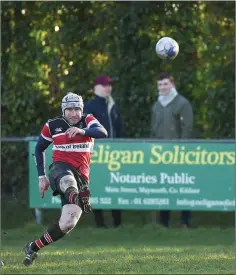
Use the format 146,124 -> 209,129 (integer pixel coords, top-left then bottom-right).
65,187 -> 79,205
31,221 -> 65,252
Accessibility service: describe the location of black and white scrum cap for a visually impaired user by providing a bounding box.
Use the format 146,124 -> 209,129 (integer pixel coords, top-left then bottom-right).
61,93 -> 84,114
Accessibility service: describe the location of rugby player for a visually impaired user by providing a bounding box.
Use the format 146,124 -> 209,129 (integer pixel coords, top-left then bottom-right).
23,92 -> 107,266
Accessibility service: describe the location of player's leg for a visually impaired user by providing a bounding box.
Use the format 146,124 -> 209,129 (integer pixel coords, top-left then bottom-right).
58,173 -> 83,233
23,165 -> 82,266
51,162 -> 91,213
23,204 -> 82,266
59,203 -> 82,233
159,210 -> 171,227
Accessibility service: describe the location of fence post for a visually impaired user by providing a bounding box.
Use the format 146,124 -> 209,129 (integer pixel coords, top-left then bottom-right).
35,208 -> 43,225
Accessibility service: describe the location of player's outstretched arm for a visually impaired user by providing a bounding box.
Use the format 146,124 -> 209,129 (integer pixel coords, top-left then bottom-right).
35,135 -> 52,198
35,135 -> 52,177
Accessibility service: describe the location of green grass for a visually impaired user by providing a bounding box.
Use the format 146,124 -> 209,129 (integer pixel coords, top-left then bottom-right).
1,223 -> 235,274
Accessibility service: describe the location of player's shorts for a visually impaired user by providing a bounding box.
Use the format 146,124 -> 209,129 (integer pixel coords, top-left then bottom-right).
48,161 -> 88,207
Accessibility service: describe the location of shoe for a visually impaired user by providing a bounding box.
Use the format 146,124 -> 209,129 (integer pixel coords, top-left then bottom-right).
181,224 -> 189,229
114,223 -> 121,228
23,242 -> 38,266
97,224 -> 108,228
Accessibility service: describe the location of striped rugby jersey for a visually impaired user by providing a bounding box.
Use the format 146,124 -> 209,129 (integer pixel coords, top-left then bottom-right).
41,114 -> 98,182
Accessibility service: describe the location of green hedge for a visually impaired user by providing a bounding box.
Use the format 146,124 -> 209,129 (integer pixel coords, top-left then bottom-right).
2,1 -> 235,196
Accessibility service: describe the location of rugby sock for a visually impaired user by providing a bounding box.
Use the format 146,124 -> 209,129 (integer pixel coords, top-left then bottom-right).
30,221 -> 65,252
64,186 -> 79,205
30,188 -> 80,252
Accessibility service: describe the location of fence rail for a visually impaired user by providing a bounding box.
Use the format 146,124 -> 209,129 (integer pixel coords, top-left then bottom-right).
1,137 -> 235,143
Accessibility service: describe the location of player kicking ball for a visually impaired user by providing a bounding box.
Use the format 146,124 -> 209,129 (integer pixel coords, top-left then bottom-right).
23,92 -> 107,266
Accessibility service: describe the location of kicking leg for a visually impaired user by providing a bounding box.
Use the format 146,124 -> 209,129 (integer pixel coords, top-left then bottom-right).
23,174 -> 82,266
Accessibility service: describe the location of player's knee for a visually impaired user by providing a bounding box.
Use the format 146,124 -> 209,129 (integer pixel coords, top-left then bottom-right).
59,174 -> 77,193
59,204 -> 82,233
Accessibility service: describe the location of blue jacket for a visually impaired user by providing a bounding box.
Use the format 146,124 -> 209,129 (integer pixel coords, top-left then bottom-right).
84,95 -> 122,138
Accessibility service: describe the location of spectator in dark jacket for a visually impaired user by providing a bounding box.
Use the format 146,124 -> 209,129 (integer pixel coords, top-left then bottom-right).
84,75 -> 122,228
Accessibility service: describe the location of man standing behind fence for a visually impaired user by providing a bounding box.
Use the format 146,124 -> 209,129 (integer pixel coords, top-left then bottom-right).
84,75 -> 123,228
151,72 -> 194,228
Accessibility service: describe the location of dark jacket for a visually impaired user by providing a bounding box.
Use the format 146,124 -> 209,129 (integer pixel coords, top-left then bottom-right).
151,94 -> 193,139
84,95 -> 122,138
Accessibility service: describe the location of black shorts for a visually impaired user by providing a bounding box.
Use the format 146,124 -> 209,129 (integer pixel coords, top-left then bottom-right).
48,161 -> 88,207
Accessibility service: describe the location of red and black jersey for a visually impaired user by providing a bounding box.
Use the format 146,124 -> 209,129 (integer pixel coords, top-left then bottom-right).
41,114 -> 99,182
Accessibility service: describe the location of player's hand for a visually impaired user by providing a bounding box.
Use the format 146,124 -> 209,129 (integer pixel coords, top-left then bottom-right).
66,127 -> 85,138
38,176 -> 50,199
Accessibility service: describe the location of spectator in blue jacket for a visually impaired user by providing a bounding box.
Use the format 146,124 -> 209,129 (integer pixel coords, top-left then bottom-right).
84,75 -> 123,228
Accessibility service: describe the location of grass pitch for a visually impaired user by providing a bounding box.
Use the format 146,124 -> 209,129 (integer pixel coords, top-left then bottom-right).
1,223 -> 234,274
